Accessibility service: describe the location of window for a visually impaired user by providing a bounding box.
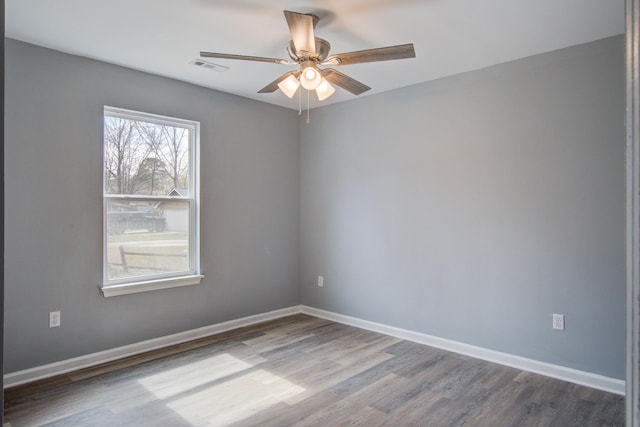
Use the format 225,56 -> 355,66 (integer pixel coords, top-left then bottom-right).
102,106 -> 201,296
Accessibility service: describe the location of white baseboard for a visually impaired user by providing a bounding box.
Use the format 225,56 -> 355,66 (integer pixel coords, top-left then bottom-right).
4,304 -> 625,396
300,305 -> 625,396
3,305 -> 302,388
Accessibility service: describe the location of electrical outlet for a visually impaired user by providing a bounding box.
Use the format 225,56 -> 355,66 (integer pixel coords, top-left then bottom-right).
317,275 -> 324,287
49,311 -> 61,328
552,313 -> 564,331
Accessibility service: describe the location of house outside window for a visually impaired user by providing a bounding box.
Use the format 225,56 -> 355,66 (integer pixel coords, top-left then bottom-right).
102,106 -> 201,296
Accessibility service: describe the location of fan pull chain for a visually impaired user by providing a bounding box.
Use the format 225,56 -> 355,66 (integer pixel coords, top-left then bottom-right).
298,87 -> 302,115
306,90 -> 311,124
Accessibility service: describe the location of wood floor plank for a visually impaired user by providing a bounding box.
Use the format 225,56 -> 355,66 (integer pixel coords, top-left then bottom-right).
595,393 -> 626,426
4,314 -> 624,426
340,372 -> 410,414
4,382 -> 110,426
475,363 -> 521,390
382,393 -> 453,427
463,379 -> 540,427
423,385 -> 495,427
282,351 -> 396,405
39,406 -> 117,427
229,390 -> 342,427
324,335 -> 400,366
291,394 -> 387,427
370,352 -> 466,415
327,349 -> 440,398
430,355 -> 496,399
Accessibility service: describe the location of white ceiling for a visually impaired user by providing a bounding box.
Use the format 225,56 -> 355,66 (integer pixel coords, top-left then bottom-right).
6,0 -> 625,110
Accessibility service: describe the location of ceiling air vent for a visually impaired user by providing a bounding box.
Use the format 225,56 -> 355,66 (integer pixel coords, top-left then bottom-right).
190,59 -> 229,72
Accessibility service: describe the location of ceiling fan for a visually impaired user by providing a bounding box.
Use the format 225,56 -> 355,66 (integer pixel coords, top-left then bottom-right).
200,10 -> 416,102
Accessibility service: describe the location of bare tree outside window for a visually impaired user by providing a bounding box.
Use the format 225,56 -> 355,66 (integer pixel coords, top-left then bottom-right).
104,116 -> 190,196
136,123 -> 190,194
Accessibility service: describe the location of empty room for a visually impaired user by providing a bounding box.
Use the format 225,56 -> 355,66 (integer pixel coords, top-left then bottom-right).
3,0 -> 637,426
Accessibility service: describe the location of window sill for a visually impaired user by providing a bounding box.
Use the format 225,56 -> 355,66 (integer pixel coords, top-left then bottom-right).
101,274 -> 204,297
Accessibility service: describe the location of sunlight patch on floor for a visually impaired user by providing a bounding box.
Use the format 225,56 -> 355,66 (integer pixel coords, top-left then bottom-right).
138,353 -> 253,399
138,353 -> 305,425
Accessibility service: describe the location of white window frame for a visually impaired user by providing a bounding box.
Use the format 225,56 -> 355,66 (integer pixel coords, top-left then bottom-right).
101,106 -> 202,297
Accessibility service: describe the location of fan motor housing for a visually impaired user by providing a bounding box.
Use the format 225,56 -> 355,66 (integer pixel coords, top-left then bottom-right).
288,38 -> 331,62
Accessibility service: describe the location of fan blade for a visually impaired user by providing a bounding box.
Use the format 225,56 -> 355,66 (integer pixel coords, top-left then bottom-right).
324,43 -> 415,66
284,10 -> 317,56
200,51 -> 293,65
258,71 -> 296,93
320,68 -> 371,96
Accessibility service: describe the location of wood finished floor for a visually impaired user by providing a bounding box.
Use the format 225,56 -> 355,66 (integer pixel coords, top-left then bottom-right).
4,314 -> 624,426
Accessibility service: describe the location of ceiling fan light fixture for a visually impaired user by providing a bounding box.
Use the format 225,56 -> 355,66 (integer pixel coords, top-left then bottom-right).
299,64 -> 322,90
315,78 -> 335,101
277,74 -> 300,98
202,10 -> 416,103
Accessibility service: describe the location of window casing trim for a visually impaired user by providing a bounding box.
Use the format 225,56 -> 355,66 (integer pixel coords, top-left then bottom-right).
101,274 -> 204,297
102,106 -> 201,295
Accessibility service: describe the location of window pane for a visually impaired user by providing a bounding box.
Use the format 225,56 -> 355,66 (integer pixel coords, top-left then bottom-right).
106,199 -> 190,281
104,115 -> 191,196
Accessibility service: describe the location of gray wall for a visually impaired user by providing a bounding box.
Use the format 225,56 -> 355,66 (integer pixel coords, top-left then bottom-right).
4,40 -> 300,372
300,36 -> 625,379
5,35 -> 626,380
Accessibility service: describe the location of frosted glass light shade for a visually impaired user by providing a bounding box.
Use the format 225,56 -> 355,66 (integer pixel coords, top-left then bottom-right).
300,66 -> 322,90
277,74 -> 300,98
315,78 -> 336,101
